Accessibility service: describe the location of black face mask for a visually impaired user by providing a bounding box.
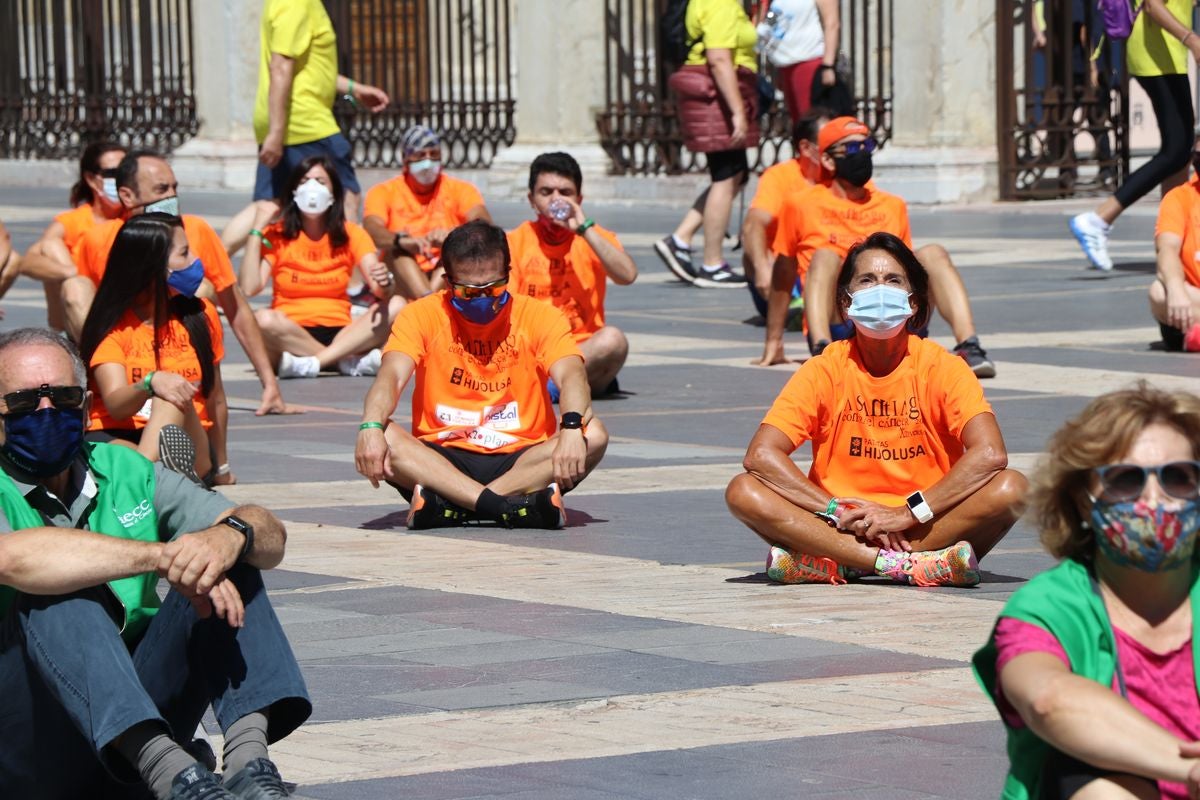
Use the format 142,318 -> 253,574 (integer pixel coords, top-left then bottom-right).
833,152 -> 873,188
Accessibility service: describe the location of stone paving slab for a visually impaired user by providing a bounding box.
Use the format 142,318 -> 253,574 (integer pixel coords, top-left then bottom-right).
0,184 -> 1183,797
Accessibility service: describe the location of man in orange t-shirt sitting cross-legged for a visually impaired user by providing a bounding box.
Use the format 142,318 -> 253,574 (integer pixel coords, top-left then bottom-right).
1151,136 -> 1200,352
355,220 -> 608,530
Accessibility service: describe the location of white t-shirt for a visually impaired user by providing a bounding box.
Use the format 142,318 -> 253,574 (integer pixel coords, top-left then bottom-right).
757,0 -> 824,67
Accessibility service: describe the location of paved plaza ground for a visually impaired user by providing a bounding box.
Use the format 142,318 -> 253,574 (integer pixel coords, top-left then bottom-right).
0,178 -> 1193,798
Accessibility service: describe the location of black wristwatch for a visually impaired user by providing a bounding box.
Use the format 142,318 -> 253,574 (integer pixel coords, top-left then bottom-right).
392,231 -> 408,254
220,515 -> 255,560
560,411 -> 584,430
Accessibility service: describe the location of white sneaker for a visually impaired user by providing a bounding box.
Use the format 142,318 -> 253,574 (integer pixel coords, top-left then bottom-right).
278,351 -> 320,379
336,355 -> 358,376
354,348 -> 382,377
1069,212 -> 1113,271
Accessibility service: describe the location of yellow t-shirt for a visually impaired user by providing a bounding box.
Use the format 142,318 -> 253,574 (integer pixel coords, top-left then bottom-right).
1127,0 -> 1192,77
253,0 -> 341,145
685,0 -> 759,72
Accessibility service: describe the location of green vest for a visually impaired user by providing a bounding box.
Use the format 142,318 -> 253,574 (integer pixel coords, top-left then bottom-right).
0,442 -> 161,642
972,557 -> 1200,800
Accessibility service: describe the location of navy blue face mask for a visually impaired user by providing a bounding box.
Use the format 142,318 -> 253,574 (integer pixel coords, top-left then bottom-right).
2,406 -> 86,477
167,258 -> 204,297
451,291 -> 511,325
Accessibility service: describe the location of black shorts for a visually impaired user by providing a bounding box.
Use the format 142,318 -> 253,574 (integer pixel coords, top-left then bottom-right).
392,441 -> 530,501
1038,749 -> 1150,799
706,148 -> 749,182
85,428 -> 141,445
304,325 -> 343,347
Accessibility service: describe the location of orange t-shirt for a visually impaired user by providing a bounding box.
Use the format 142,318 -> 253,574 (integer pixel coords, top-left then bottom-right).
772,182 -> 911,281
749,159 -> 813,249
363,174 -> 485,271
87,301 -> 225,432
54,204 -> 104,253
261,221 -> 376,327
383,292 -> 582,454
761,336 -> 993,505
1156,176 -> 1200,288
72,215 -> 237,292
506,221 -> 620,344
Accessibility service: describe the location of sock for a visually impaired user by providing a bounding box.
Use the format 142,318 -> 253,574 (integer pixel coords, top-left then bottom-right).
700,262 -> 725,273
475,488 -> 509,519
873,548 -> 913,584
222,710 -> 269,778
671,234 -> 691,250
113,721 -> 198,800
1086,211 -> 1111,231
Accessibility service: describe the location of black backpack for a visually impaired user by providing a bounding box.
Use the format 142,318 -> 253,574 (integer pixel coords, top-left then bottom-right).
660,0 -> 693,68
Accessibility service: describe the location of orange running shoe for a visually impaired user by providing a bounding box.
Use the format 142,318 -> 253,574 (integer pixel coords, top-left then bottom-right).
906,541 -> 980,587
765,547 -> 846,585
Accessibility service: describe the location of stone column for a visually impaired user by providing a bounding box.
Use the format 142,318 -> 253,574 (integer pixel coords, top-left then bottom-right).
170,0 -> 262,190
874,0 -> 998,203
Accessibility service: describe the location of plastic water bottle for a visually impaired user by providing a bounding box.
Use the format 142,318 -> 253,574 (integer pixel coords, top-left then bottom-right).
548,198 -> 571,221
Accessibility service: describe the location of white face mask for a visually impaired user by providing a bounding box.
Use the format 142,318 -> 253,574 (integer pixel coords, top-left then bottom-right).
293,178 -> 334,216
846,284 -> 913,339
101,177 -> 119,203
407,158 -> 441,187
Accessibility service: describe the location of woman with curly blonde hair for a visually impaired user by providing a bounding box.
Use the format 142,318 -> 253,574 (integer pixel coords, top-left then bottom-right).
974,382 -> 1200,799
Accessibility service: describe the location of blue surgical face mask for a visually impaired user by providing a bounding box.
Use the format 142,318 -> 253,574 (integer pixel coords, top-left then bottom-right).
1090,496 -> 1200,572
407,158 -> 441,187
143,195 -> 179,216
2,406 -> 85,477
846,284 -> 913,339
167,258 -> 204,297
451,291 -> 510,325
102,177 -> 120,203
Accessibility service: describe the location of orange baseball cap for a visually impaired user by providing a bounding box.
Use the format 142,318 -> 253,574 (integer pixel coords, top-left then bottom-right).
818,117 -> 871,153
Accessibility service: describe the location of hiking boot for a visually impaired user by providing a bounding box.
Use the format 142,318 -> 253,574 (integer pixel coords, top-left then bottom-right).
653,236 -> 697,283
501,483 -> 567,529
277,351 -> 320,379
1068,212 -> 1113,271
764,546 -> 846,585
407,484 -> 469,529
693,262 -> 748,288
905,541 -> 981,587
223,757 -> 289,799
168,764 -> 237,800
1160,322 -> 1185,352
953,336 -> 996,378
159,424 -> 204,486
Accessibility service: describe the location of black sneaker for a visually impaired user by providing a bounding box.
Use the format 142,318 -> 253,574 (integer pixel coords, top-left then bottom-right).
953,336 -> 997,378
169,764 -> 237,800
653,236 -> 697,283
1160,322 -> 1185,352
159,424 -> 205,486
223,757 -> 289,799
501,483 -> 567,530
692,262 -> 747,289
407,484 -> 469,529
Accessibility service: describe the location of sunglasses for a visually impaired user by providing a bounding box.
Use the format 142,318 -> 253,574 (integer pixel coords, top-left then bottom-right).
2,384 -> 85,415
99,167 -> 119,179
450,276 -> 508,300
830,138 -> 877,157
1093,461 -> 1200,502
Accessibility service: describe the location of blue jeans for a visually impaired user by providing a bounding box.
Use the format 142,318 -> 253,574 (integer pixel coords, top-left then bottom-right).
0,565 -> 311,799
253,132 -> 360,200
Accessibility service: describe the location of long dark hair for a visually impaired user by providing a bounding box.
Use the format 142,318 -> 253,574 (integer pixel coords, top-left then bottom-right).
79,213 -> 216,397
70,141 -> 126,207
280,155 -> 348,248
837,232 -> 932,332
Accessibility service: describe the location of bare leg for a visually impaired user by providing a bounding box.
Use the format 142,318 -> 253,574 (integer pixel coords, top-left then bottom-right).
1148,279 -> 1200,326
312,296 -> 402,368
671,190 -> 708,245
578,327 -> 628,394
1095,195 -> 1124,226
701,175 -> 741,267
916,244 -> 977,344
252,309 -> 322,369
61,276 -> 97,341
387,252 -> 433,300
486,420 -> 609,496
802,249 -> 842,345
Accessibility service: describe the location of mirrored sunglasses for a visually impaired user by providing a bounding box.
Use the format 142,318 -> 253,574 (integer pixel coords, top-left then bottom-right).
833,138 -> 877,157
2,384 -> 85,415
1094,460 -> 1200,502
450,277 -> 508,300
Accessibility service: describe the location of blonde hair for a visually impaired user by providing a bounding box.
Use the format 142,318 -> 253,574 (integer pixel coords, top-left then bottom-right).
1033,381 -> 1200,560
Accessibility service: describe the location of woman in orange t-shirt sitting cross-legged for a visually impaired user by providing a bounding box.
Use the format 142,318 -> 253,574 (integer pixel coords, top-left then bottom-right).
78,213 -> 230,486
240,155 -> 403,379
726,232 -> 1028,587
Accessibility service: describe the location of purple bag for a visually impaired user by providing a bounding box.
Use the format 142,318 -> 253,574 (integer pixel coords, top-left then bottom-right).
1096,0 -> 1142,40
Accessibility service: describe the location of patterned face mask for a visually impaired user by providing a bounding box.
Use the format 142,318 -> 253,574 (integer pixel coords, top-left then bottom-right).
1089,496 -> 1200,572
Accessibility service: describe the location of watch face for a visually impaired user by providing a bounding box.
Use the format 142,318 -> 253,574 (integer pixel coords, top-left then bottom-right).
906,493 -> 922,509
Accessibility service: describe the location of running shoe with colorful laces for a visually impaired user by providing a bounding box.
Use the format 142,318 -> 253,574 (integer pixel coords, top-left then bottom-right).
765,546 -> 846,585
904,541 -> 981,587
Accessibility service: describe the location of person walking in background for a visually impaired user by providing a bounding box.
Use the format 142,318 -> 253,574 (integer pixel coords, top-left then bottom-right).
1070,0 -> 1199,271
755,0 -> 840,126
654,0 -> 759,289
